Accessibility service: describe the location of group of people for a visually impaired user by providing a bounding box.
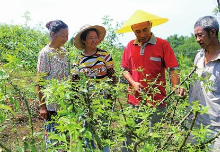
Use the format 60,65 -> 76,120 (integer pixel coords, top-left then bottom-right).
36,9 -> 220,151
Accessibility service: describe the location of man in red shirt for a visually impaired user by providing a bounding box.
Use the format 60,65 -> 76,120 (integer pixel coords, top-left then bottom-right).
118,10 -> 185,108
121,21 -> 182,106
117,10 -> 186,152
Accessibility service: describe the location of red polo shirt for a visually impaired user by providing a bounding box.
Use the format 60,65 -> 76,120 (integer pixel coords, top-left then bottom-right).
121,35 -> 178,106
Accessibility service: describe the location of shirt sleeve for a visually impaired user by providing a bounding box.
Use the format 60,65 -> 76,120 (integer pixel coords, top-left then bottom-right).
162,40 -> 179,70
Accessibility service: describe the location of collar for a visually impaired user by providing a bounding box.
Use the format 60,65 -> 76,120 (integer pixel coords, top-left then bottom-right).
133,33 -> 157,46
201,49 -> 220,61
133,33 -> 156,55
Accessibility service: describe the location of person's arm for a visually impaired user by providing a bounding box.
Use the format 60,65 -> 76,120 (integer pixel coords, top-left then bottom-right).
170,69 -> 186,98
123,70 -> 143,94
36,72 -> 48,120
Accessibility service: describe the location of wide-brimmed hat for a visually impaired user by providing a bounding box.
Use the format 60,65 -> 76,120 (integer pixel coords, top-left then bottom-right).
74,24 -> 106,50
116,10 -> 168,33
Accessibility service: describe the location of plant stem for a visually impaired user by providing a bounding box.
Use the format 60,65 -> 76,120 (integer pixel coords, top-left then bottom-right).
69,131 -> 73,151
160,109 -> 193,150
139,73 -> 161,108
178,110 -> 198,151
159,66 -> 197,105
84,82 -> 102,150
168,97 -> 177,125
7,78 -> 34,138
118,96 -> 127,122
133,135 -> 150,152
194,131 -> 220,149
134,139 -> 143,152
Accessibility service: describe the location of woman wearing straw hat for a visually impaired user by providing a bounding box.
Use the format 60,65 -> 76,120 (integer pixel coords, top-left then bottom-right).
36,20 -> 69,148
72,24 -> 116,152
72,24 -> 116,84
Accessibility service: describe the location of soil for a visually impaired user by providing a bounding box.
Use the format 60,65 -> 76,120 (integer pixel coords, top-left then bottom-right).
0,100 -> 45,151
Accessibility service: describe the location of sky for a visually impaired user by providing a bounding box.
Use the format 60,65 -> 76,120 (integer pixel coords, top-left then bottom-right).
0,0 -> 217,46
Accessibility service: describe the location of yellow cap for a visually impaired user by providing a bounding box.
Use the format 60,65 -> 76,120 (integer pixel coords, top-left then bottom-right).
116,10 -> 169,33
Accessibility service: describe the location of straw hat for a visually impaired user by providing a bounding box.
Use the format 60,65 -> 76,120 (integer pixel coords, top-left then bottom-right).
116,10 -> 169,33
74,24 -> 106,50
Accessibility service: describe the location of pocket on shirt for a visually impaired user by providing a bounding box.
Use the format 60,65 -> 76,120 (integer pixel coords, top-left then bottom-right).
149,57 -> 163,74
150,57 -> 162,62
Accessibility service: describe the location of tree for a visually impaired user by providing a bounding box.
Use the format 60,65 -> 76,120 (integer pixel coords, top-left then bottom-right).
213,0 -> 220,15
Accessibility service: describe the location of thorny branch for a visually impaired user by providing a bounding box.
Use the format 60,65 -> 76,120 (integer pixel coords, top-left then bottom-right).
160,109 -> 194,150
178,110 -> 199,151
159,66 -> 197,105
121,66 -> 198,151
193,131 -> 220,149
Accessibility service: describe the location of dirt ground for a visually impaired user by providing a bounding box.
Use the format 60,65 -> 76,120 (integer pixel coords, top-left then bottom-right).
0,100 -> 45,151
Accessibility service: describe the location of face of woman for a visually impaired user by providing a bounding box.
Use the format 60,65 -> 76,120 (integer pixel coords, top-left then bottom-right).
52,28 -> 69,48
83,30 -> 99,50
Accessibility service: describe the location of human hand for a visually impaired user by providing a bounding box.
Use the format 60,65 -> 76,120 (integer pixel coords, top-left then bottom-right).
132,82 -> 144,94
176,87 -> 186,99
39,105 -> 48,120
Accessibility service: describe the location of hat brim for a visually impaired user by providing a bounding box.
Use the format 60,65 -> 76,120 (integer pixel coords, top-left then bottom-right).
116,10 -> 169,33
74,25 -> 106,50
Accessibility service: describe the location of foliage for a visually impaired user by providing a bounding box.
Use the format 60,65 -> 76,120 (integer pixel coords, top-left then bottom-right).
101,15 -> 124,49
0,23 -> 48,71
166,34 -> 200,63
0,15 -> 218,152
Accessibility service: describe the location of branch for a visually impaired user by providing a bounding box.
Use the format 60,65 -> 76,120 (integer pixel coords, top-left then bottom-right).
178,110 -> 199,151
134,139 -> 144,152
84,82 -> 102,150
132,132 -> 150,152
7,78 -> 34,138
193,131 -> 220,149
160,109 -> 193,150
159,66 -> 197,105
168,97 -> 177,125
138,73 -> 161,108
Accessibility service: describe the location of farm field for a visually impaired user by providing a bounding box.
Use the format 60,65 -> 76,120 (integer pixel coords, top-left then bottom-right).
0,17 -> 217,152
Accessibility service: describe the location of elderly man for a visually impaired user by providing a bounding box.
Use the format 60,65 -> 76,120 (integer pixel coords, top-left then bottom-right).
188,16 -> 220,151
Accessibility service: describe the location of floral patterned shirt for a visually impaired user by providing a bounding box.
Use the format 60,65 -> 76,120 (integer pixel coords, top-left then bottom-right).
37,45 -> 69,111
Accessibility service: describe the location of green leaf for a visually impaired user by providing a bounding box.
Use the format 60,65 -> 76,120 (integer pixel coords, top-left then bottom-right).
0,104 -> 15,116
0,69 -> 8,80
76,140 -> 83,152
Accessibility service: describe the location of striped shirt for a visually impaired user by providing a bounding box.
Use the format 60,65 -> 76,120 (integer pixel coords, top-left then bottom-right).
72,48 -> 114,81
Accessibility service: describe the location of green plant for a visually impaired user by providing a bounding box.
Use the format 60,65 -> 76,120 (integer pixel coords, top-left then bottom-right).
0,15 -> 218,152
